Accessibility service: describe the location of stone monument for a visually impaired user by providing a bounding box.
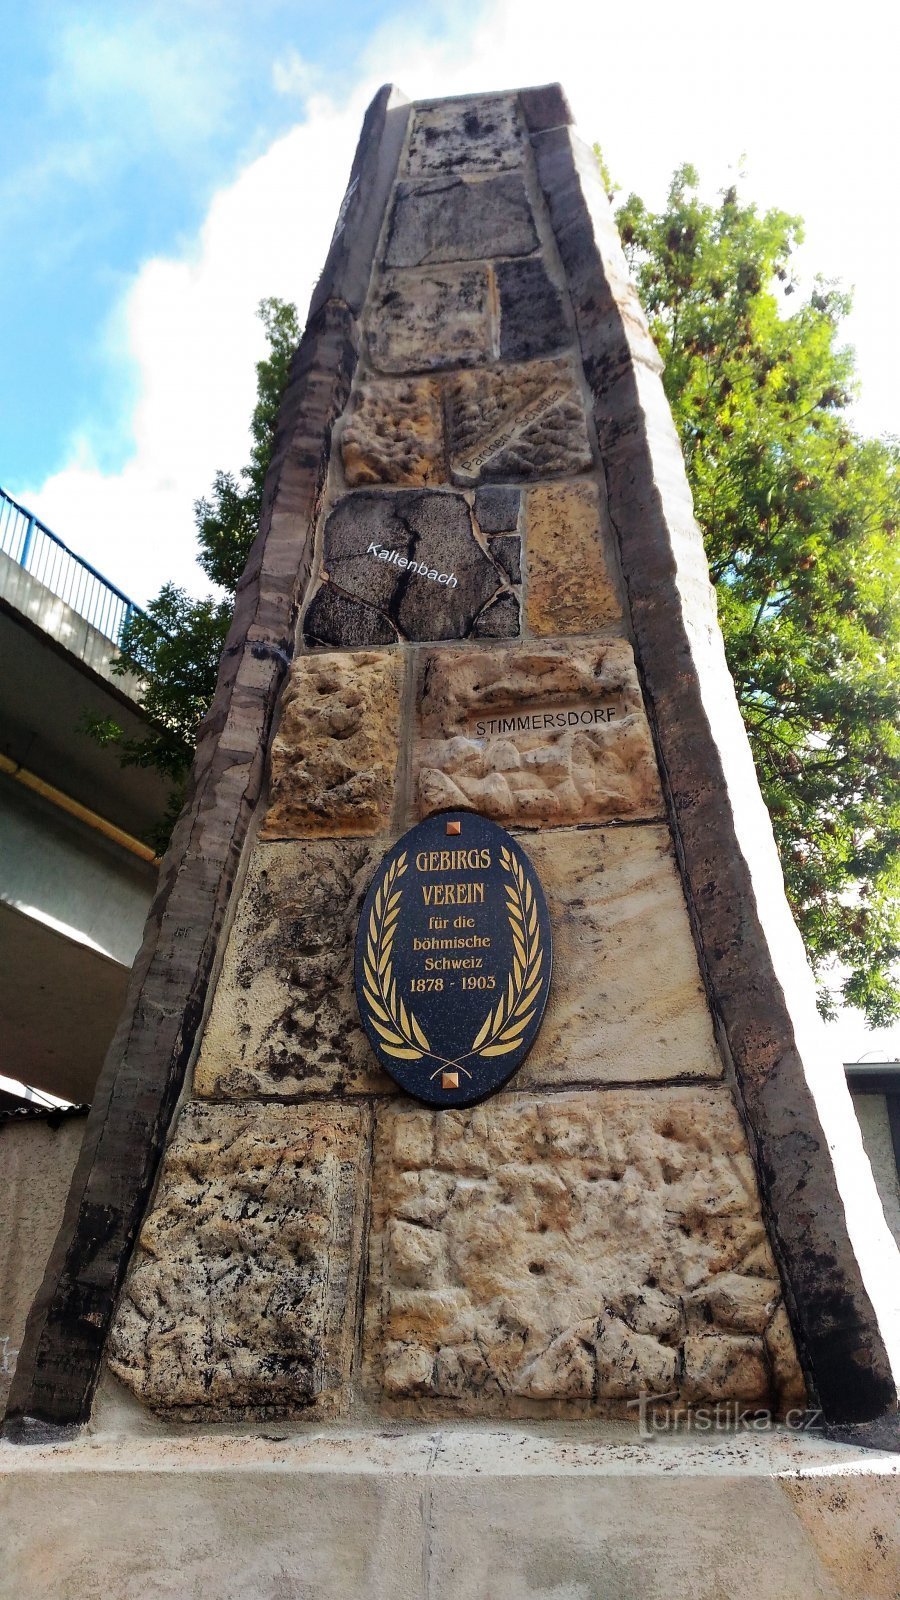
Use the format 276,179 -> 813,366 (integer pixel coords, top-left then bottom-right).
3,84 -> 899,1598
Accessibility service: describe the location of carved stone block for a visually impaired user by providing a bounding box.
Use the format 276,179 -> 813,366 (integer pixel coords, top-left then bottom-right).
368,268 -> 492,373
364,1088 -> 802,1413
414,640 -> 662,826
314,489 -> 514,643
526,481 -> 622,633
261,650 -> 402,838
195,840 -> 390,1099
385,174 -> 537,266
341,377 -> 444,486
445,358 -> 593,483
108,1101 -> 368,1419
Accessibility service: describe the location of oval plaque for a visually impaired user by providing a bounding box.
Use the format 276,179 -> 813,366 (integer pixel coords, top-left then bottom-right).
354,810 -> 552,1107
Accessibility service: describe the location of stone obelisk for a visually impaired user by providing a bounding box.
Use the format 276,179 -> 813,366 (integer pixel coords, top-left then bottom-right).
4,83 -> 899,1600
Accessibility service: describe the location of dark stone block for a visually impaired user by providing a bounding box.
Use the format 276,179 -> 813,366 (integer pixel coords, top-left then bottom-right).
474,485 -> 521,532
472,591 -> 521,638
385,175 -> 537,267
322,490 -> 508,641
303,583 -> 398,649
308,85 -> 410,319
519,83 -> 573,133
496,257 -> 569,361
488,535 -> 521,585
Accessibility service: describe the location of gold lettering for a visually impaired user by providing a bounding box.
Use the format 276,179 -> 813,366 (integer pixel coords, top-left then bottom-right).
416,849 -> 492,873
421,881 -> 486,907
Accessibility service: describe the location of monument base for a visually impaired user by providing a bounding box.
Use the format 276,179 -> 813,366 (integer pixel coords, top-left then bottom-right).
2,1424 -> 897,1598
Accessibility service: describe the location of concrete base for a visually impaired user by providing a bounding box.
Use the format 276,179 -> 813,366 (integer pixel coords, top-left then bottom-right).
1,1426 -> 897,1598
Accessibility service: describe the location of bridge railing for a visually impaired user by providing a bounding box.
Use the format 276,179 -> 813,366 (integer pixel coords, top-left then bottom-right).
0,487 -> 143,647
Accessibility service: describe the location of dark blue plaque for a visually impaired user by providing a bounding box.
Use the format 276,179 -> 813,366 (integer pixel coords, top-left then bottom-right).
354,810 -> 552,1107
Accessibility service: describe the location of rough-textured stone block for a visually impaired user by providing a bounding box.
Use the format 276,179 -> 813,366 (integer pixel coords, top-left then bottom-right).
318,489 -> 512,642
488,533 -> 521,583
195,840 -> 390,1099
108,1101 -> 368,1418
496,258 -> 569,359
261,650 -> 402,838
414,640 -> 662,826
303,583 -> 399,648
405,95 -> 524,176
341,376 -> 444,486
368,268 -> 491,372
471,591 -> 521,638
445,359 -> 593,483
364,1088 -> 802,1413
474,484 -> 521,532
682,1335 -> 770,1405
518,826 -> 723,1087
526,481 -> 622,633
385,174 -> 537,265
765,1303 -> 808,1410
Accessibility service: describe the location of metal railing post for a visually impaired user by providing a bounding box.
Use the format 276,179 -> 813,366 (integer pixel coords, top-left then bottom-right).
0,486 -> 162,651
20,515 -> 35,568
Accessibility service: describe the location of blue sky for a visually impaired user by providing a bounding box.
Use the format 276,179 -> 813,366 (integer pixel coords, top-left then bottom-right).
1,0 -> 414,485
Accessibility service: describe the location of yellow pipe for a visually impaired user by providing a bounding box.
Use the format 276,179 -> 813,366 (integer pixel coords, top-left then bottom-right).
0,753 -> 160,864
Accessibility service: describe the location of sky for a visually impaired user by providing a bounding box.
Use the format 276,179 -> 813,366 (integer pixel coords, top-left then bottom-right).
2,0 -> 899,1058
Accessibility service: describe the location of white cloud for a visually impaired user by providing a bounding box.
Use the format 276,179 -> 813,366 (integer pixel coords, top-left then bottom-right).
47,9 -> 239,150
22,87 -> 375,600
272,46 -> 318,100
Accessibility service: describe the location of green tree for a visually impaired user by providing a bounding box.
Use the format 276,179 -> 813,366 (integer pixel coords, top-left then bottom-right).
90,297 -> 300,851
615,165 -> 900,1023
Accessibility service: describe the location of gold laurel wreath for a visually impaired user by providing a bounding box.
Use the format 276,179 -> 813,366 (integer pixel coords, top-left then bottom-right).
361,853 -> 432,1061
468,844 -> 543,1059
362,844 -> 543,1079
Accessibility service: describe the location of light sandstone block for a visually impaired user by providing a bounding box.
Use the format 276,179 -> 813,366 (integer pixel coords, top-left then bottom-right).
364,1088 -> 804,1414
108,1100 -> 368,1419
404,95 -> 524,176
341,376 -> 444,486
414,640 -> 663,826
368,268 -> 492,373
261,650 -> 402,838
194,840 -> 391,1099
517,826 -> 723,1087
526,481 -> 623,633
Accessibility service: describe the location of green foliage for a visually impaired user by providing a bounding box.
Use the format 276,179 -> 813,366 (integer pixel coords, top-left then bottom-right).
90,298 -> 300,852
193,297 -> 301,590
617,165 -> 900,1023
